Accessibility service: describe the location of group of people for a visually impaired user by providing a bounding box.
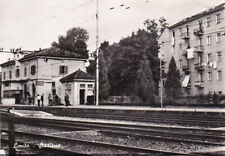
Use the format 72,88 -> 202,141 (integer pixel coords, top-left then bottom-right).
26,92 -> 71,106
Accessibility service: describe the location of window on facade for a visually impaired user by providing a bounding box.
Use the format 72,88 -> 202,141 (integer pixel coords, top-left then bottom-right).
207,53 -> 212,63
3,72 -> 6,80
24,67 -> 27,77
4,82 -> 10,87
80,84 -> 85,88
208,72 -> 212,81
217,52 -> 222,61
15,69 -> 20,78
172,31 -> 175,37
179,44 -> 182,50
219,91 -> 223,95
216,14 -> 221,24
178,28 -> 182,36
206,17 -> 211,27
88,84 -> 93,88
199,73 -> 203,81
65,83 -> 72,92
31,65 -> 36,75
179,60 -> 182,68
207,36 -> 211,45
59,66 -> 68,74
216,33 -> 221,43
9,71 -> 12,79
217,70 -> 222,81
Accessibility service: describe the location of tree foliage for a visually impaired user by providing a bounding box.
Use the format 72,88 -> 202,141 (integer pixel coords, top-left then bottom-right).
99,41 -> 110,99
164,57 -> 181,99
52,27 -> 89,58
87,17 -> 168,103
86,41 -> 111,99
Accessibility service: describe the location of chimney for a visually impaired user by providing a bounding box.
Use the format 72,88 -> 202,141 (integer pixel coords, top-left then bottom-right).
39,48 -> 41,51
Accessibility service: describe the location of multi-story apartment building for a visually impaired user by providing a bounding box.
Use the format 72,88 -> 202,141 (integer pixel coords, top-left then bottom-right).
159,3 -> 225,97
0,47 -> 94,105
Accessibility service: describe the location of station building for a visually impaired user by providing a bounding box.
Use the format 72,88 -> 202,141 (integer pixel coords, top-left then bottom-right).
0,47 -> 94,105
159,3 -> 225,97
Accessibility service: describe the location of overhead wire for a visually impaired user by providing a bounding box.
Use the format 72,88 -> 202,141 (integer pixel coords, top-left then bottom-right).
0,0 -> 151,50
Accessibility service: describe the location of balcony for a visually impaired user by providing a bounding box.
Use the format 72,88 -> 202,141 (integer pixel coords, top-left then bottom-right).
194,45 -> 204,53
182,65 -> 190,74
194,63 -> 204,71
181,32 -> 190,40
195,81 -> 204,89
194,28 -> 204,36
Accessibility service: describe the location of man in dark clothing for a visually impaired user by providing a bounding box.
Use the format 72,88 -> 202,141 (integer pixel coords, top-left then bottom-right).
41,94 -> 44,106
65,94 -> 71,106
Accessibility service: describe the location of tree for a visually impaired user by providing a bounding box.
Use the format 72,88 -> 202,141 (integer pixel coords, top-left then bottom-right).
86,41 -> 111,99
99,48 -> 110,99
164,57 -> 181,99
135,53 -> 155,103
52,27 -> 89,58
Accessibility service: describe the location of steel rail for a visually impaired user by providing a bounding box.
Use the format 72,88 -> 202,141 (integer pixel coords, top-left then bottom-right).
1,129 -> 188,155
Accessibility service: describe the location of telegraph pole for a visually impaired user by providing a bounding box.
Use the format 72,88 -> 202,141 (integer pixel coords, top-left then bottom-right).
160,56 -> 163,108
96,0 -> 99,106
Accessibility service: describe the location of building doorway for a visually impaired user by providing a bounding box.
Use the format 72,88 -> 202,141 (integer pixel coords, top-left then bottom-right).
80,89 -> 85,105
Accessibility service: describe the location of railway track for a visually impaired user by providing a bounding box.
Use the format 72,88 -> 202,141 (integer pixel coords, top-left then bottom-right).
1,129 -> 188,155
1,110 -> 225,155
2,116 -> 225,146
70,113 -> 225,127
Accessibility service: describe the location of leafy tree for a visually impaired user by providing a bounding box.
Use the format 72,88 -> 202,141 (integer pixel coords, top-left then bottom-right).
164,57 -> 181,99
52,27 -> 89,58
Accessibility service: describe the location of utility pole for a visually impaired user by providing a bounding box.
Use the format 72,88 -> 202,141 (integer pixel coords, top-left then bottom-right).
159,56 -> 163,108
95,0 -> 99,106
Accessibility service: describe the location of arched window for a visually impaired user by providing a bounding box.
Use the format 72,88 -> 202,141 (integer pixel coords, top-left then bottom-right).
16,69 -> 20,77
31,65 -> 36,75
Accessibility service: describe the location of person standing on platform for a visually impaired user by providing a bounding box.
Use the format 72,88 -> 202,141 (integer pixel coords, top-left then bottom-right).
37,94 -> 41,107
28,93 -> 32,105
41,94 -> 44,106
48,94 -> 52,106
65,93 -> 71,106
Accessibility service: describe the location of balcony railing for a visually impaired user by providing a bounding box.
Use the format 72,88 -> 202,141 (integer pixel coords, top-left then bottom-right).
195,81 -> 204,89
181,32 -> 190,40
194,28 -> 204,36
194,45 -> 204,53
194,63 -> 204,71
182,65 -> 190,74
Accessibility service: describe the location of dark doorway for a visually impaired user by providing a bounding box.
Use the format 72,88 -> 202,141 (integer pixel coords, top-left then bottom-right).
80,89 -> 85,105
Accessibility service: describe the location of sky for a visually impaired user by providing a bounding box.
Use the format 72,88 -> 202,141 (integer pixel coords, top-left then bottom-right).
0,0 -> 224,64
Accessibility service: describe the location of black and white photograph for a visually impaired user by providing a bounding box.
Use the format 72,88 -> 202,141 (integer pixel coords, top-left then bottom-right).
0,0 -> 225,155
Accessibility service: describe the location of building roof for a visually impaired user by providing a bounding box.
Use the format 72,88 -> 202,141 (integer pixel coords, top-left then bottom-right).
0,60 -> 15,67
169,3 -> 225,29
60,69 -> 94,83
19,47 -> 85,62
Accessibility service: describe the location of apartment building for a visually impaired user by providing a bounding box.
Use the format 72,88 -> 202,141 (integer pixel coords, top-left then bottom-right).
0,47 -> 94,105
159,3 -> 225,96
